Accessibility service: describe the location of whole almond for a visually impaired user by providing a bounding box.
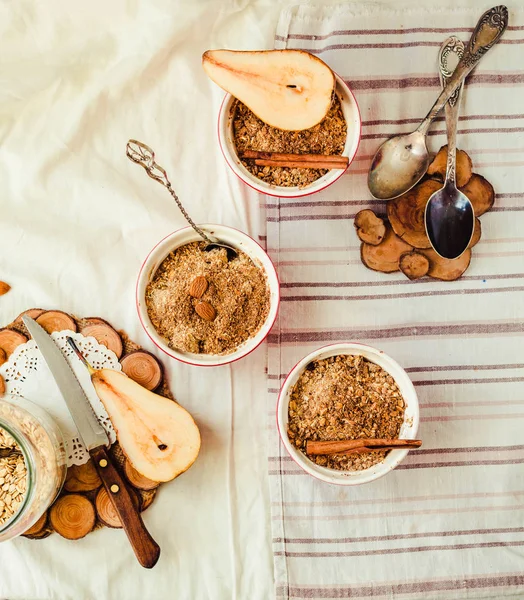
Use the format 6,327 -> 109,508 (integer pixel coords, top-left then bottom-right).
0,348 -> 6,367
189,276 -> 208,299
0,375 -> 5,396
195,301 -> 216,321
0,282 -> 10,296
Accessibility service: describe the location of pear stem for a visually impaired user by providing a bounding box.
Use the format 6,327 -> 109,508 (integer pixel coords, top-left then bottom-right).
67,337 -> 96,375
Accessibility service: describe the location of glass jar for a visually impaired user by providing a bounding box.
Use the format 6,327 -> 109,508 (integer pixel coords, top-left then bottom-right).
0,394 -> 66,542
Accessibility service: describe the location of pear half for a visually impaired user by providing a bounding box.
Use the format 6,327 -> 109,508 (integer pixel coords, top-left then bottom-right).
92,369 -> 201,482
203,49 -> 335,131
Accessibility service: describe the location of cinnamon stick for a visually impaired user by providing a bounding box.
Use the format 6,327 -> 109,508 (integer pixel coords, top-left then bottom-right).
306,438 -> 422,456
241,150 -> 348,170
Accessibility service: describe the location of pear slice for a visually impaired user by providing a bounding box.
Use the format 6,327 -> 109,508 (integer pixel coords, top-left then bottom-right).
92,369 -> 200,482
203,49 -> 335,131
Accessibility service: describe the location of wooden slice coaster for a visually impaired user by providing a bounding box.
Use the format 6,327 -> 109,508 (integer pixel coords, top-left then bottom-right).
139,488 -> 157,513
95,488 -> 122,529
0,329 -> 28,357
50,495 -> 96,540
36,311 -> 77,334
80,322 -> 123,359
120,351 -> 163,391
468,218 -> 482,249
356,149 -> 495,281
5,308 -> 175,540
64,460 -> 102,493
82,317 -> 112,326
5,308 -> 175,541
95,487 -> 139,529
14,308 -> 46,323
22,511 -> 50,539
124,459 -> 159,491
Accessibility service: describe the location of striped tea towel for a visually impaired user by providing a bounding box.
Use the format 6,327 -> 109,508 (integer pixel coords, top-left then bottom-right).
265,4 -> 524,599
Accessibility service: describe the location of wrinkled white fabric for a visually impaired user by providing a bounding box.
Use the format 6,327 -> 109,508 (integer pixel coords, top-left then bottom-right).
0,1 -> 280,598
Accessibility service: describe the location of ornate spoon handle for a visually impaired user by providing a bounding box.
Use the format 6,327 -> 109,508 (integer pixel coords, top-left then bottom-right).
126,140 -> 217,245
439,36 -> 465,185
419,5 -> 508,133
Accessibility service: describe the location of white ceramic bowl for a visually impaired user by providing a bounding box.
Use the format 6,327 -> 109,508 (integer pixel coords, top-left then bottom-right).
218,73 -> 362,198
277,343 -> 419,485
136,224 -> 280,367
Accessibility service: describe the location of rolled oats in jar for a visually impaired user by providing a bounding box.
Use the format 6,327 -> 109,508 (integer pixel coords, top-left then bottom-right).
0,394 -> 66,542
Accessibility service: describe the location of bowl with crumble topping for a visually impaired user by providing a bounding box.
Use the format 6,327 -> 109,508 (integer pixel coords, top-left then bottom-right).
218,73 -> 361,198
136,224 -> 280,367
277,343 -> 419,485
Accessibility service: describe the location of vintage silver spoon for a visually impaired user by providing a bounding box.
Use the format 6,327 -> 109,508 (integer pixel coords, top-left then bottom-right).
425,37 -> 474,260
126,140 -> 238,260
368,5 -> 508,200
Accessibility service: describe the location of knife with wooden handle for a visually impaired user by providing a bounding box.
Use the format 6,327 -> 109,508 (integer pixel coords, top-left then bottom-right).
23,316 -> 160,568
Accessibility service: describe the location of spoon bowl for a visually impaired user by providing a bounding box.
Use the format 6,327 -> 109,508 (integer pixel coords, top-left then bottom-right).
425,182 -> 474,259
368,131 -> 430,200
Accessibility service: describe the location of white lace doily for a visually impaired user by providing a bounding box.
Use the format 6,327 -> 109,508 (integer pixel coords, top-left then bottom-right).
0,330 -> 122,466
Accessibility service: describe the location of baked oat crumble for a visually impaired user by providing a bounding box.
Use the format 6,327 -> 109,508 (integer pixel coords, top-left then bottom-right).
145,242 -> 270,355
287,355 -> 405,471
232,95 -> 347,188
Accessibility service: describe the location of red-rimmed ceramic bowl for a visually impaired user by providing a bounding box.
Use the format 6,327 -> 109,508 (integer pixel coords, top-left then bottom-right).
218,73 -> 362,198
136,224 -> 280,367
277,343 -> 419,485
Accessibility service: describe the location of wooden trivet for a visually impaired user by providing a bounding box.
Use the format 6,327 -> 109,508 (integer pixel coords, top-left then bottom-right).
0,309 -> 169,541
355,146 -> 495,281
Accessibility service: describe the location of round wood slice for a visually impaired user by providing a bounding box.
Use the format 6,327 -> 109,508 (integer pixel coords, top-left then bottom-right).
399,251 -> 430,280
81,323 -> 123,359
460,173 -> 495,217
124,459 -> 160,491
36,311 -> 77,334
95,487 -> 139,529
14,308 -> 46,324
427,145 -> 473,188
120,351 -> 163,391
139,488 -> 157,513
0,329 -> 28,357
23,527 -> 53,540
420,248 -> 472,281
0,348 -> 6,367
360,224 -> 412,273
83,317 -> 112,327
95,488 -> 122,529
468,218 -> 482,249
64,460 -> 102,493
22,511 -> 49,538
387,179 -> 441,249
50,495 -> 96,540
354,210 -> 386,246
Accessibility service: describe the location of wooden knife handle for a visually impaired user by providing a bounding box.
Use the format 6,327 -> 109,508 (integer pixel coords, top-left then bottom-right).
90,445 -> 161,568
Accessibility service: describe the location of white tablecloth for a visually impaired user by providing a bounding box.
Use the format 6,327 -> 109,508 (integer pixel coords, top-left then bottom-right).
268,4 -> 524,600
0,1 -> 512,599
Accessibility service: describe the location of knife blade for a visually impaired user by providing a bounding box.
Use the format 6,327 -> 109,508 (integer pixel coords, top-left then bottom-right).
23,316 -> 160,568
22,316 -> 109,450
